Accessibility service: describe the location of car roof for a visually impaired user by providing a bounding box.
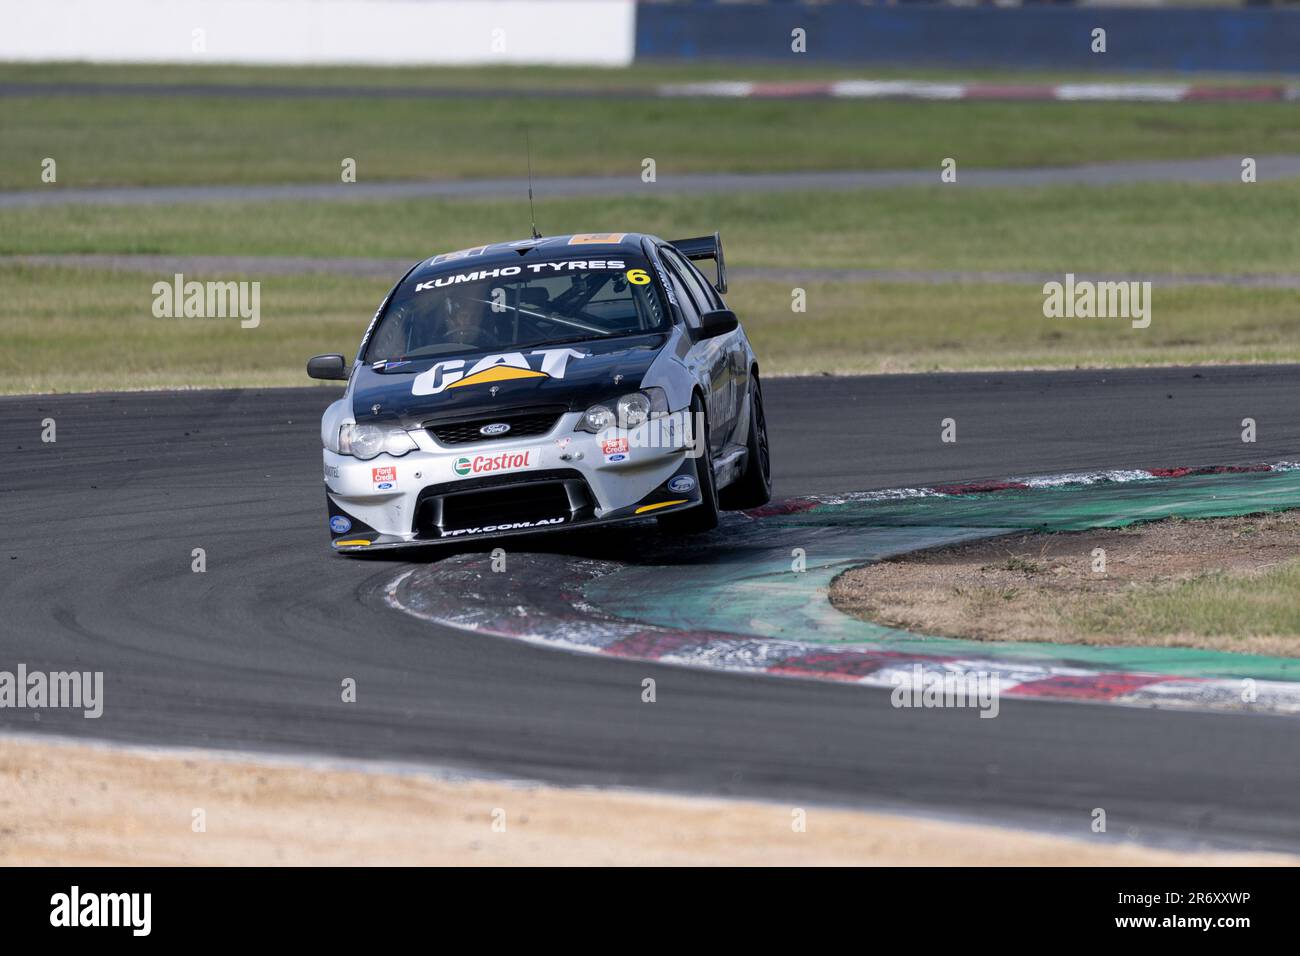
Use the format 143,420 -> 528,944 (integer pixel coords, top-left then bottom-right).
407,233 -> 657,281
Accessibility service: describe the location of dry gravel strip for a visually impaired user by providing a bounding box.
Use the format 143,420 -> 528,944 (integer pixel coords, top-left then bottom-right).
831,512 -> 1300,657
0,736 -> 1294,866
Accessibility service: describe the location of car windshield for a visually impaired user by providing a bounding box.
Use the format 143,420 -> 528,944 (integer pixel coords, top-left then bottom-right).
365,257 -> 669,363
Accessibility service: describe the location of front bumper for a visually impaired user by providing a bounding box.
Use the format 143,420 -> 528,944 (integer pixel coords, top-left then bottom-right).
321,410 -> 702,551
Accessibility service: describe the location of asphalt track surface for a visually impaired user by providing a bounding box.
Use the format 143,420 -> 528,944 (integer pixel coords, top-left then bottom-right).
12,253 -> 1300,290
3,366 -> 1300,851
5,154 -> 1300,208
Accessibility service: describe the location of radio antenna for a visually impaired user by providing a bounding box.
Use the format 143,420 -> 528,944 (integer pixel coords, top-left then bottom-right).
526,129 -> 541,240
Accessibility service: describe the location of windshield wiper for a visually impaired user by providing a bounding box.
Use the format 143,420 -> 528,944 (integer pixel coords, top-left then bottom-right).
368,344 -> 476,365
467,298 -> 609,337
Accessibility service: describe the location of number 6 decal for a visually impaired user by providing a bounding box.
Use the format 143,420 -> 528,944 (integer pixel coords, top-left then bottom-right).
625,269 -> 651,285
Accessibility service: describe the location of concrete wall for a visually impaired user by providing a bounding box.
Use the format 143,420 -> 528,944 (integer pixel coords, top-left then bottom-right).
0,0 -> 636,66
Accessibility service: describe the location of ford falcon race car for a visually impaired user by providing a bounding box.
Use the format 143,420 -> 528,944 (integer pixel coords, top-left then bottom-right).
307,231 -> 771,552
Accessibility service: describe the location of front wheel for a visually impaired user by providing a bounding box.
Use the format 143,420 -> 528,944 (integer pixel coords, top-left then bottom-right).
658,395 -> 719,535
719,375 -> 772,510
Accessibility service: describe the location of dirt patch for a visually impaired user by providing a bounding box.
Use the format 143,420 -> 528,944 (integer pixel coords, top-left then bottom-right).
831,511 -> 1300,657
1,736 -> 1291,866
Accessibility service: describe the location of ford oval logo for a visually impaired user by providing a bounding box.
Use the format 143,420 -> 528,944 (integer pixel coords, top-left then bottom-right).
480,422 -> 511,436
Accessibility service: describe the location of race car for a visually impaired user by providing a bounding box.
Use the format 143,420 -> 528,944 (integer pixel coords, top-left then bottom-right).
306,231 -> 771,551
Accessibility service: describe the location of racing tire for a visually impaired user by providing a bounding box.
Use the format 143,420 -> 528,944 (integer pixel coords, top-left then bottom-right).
718,374 -> 772,511
658,395 -> 720,535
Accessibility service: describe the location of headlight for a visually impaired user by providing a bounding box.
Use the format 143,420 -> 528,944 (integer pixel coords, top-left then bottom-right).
575,388 -> 670,433
579,405 -> 616,434
617,393 -> 651,428
339,423 -> 417,459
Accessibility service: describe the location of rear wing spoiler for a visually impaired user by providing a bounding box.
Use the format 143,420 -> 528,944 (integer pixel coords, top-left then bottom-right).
669,232 -> 727,294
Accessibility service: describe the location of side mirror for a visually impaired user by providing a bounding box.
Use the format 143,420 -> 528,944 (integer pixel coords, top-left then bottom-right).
307,354 -> 349,381
696,308 -> 738,340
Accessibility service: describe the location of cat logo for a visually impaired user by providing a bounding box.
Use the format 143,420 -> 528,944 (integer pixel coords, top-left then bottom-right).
411,348 -> 586,396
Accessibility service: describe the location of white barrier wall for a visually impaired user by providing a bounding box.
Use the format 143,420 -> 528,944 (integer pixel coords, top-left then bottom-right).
0,0 -> 636,66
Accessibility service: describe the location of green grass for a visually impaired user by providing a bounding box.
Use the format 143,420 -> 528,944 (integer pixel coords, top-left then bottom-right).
1068,560 -> 1300,639
5,88 -> 1300,188
737,280 -> 1300,374
8,178 -> 1300,391
6,265 -> 1300,394
5,182 -> 1300,276
0,265 -> 380,394
5,57 -> 1299,391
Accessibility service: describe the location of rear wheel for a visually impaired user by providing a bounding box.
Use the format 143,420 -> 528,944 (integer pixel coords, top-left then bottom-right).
719,374 -> 772,510
658,395 -> 719,535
